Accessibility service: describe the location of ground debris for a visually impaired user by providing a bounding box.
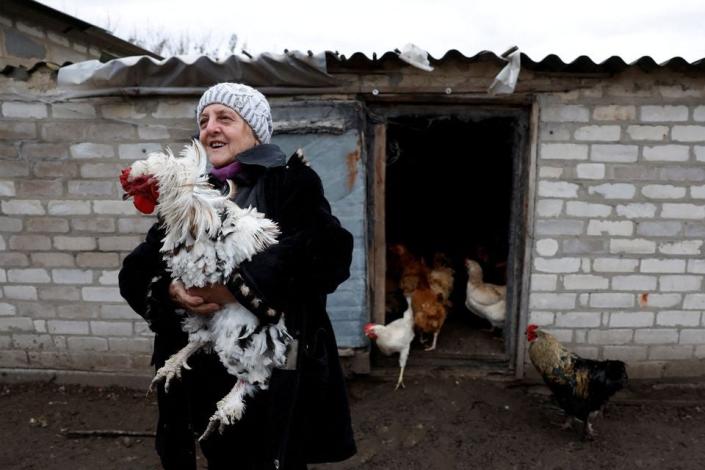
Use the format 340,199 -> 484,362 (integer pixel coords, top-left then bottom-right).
62,429 -> 156,439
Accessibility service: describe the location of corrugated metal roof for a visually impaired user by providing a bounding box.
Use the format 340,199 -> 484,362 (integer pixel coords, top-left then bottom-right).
325,50 -> 705,74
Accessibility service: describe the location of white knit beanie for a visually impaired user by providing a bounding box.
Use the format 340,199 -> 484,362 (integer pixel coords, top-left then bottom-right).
196,83 -> 273,144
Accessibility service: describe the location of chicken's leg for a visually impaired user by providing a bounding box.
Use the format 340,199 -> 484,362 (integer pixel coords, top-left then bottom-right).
150,340 -> 206,393
395,366 -> 406,390
424,331 -> 440,351
199,378 -> 255,441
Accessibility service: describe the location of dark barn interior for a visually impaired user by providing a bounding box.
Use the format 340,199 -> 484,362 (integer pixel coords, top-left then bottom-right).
383,113 -> 520,365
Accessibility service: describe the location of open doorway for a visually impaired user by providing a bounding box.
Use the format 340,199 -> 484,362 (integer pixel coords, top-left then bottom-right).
377,108 -> 529,368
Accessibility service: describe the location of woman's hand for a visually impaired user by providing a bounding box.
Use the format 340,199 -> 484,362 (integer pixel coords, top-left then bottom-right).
188,284 -> 237,306
168,280 -> 220,316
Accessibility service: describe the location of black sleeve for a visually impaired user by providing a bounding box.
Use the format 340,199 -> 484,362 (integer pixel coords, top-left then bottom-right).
119,223 -> 182,334
227,163 -> 353,324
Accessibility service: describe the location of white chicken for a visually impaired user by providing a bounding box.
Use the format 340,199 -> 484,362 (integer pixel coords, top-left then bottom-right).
120,140 -> 291,440
363,296 -> 414,390
464,259 -> 506,331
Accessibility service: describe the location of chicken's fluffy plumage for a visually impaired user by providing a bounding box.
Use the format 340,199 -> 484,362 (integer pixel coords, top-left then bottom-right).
527,325 -> 628,439
121,140 -> 290,440
464,259 -> 506,330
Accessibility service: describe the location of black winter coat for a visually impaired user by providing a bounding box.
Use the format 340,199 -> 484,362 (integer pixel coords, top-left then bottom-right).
119,144 -> 356,468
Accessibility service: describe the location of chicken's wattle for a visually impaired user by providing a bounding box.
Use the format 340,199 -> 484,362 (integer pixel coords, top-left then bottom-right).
120,167 -> 160,214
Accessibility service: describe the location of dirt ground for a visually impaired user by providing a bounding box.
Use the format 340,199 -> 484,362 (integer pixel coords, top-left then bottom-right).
2,370 -> 705,470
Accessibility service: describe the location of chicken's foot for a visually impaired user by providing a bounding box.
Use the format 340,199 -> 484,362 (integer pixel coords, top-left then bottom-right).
424,331 -> 440,351
149,340 -> 206,394
395,366 -> 406,390
199,378 -> 249,441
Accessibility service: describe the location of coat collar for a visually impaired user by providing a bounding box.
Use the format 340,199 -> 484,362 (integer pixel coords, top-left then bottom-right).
236,144 -> 287,168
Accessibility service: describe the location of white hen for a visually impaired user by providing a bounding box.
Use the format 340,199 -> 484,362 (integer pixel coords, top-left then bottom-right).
464,259 -> 506,330
120,140 -> 290,440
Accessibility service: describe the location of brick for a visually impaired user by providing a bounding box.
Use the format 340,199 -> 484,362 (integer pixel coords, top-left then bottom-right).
98,236 -> 142,251
2,102 -> 47,118
0,181 -> 15,197
539,143 -> 588,161
660,167 -> 705,182
32,161 -> 79,179
562,238 -> 608,255
587,220 -> 633,236
534,257 -> 581,273
91,321 -> 133,336
659,275 -> 702,292
610,312 -> 654,327
52,103 -> 96,119
640,105 -> 688,122
18,302 -> 56,319
33,320 -> 46,333
138,125 -> 170,139
529,293 -> 576,310
611,165 -> 660,181
82,287 -> 122,302
612,275 -> 657,291
588,183 -> 635,199
691,185 -> 705,199
539,167 -> 563,178
697,147 -> 705,162
535,220 -> 585,236
563,275 -> 609,290
536,200 -> 563,217
47,320 -> 89,335
8,268 -> 50,283
626,125 -> 668,141
591,144 -> 638,162
658,240 -> 702,255
672,126 -> 705,142
565,201 -> 611,218
530,274 -> 557,291
538,181 -> 578,198
31,252 -> 75,267
3,285 -> 38,305
38,286 -> 80,301
117,217 -> 155,233
528,311 -> 554,326
587,329 -> 633,345
108,337 -> 152,353
80,163 -> 125,178
56,304 -> 99,319
556,312 -> 601,328
575,163 -> 605,179
684,294 -> 705,309
541,105 -> 589,122
15,181 -> 64,198
0,303 -> 16,316
154,101 -> 197,118
0,253 -> 29,266
593,258 -> 639,273
590,293 -> 634,308
661,203 -> 705,219
20,143 -> 68,160
69,143 -> 114,159
636,328 -> 679,344
99,270 -> 119,285
535,239 -> 558,256
2,200 -> 45,215
101,305 -> 137,320
41,122 -> 135,141
593,105 -> 636,121
51,269 -> 93,284
643,145 -> 690,162
610,239 -> 655,254
688,260 -> 705,274
0,317 -> 34,332
102,103 -> 147,119
649,346 -> 693,360
12,334 -> 54,349
25,217 -> 70,233
47,201 -> 91,215
645,294 -> 683,308
637,221 -> 681,237
575,125 -> 620,141
68,181 -> 115,197
641,259 -> 686,273
67,337 -> 108,351
695,106 -> 705,121
118,143 -> 163,160
53,236 -> 96,251
76,252 -> 120,268
0,217 -> 22,232
657,311 -> 700,327
685,222 -> 705,237
602,346 -> 648,362
93,201 -> 137,215
0,122 -> 37,140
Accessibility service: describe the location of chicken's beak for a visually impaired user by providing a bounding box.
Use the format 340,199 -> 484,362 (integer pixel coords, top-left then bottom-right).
363,323 -> 377,339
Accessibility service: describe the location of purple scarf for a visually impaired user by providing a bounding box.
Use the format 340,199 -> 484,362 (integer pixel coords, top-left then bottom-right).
209,161 -> 241,182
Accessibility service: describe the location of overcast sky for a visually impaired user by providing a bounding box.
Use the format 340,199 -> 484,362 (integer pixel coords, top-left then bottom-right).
38,0 -> 705,63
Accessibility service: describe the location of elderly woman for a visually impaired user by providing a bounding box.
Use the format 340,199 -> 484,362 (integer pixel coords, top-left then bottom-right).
119,83 -> 356,470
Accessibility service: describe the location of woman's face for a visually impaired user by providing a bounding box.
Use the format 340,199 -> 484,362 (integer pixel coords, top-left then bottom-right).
198,103 -> 259,168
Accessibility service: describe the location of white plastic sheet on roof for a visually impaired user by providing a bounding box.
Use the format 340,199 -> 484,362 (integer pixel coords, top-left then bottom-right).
57,51 -> 337,88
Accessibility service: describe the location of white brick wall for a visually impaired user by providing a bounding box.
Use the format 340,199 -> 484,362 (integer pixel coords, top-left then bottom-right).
532,86 -> 705,378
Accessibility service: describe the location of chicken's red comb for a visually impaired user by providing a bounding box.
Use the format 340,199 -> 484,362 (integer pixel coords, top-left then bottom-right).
363,323 -> 376,336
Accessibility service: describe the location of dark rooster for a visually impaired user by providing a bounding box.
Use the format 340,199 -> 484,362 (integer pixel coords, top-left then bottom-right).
526,324 -> 628,439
